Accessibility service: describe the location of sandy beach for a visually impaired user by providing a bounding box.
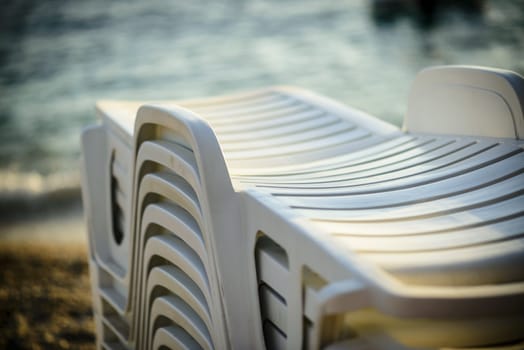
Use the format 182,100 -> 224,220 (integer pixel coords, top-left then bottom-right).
0,200 -> 95,349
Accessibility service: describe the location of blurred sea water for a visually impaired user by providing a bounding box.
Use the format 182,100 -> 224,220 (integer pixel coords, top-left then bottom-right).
0,0 -> 523,199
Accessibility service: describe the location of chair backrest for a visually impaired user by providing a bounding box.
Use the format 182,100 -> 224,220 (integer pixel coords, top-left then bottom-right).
129,105 -> 256,349
404,66 -> 524,139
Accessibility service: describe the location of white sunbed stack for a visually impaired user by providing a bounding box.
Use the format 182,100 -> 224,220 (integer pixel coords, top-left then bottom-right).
82,66 -> 524,350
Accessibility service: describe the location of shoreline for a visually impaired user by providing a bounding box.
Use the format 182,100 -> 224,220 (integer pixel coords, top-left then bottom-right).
0,169 -> 86,244
0,197 -> 86,244
0,169 -> 82,220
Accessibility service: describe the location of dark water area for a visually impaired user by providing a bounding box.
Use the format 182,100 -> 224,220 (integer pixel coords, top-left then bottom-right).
0,0 -> 523,193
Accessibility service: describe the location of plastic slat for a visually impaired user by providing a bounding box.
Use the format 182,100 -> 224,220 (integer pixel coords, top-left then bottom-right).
180,89 -> 278,109
223,121 -> 355,152
227,133 -> 382,173
226,127 -> 371,161
299,172 -> 524,222
99,287 -> 127,315
136,141 -> 200,191
197,96 -> 297,119
241,137 -> 455,183
256,141 -> 511,189
262,321 -> 287,350
318,194 -> 524,236
102,316 -> 130,346
241,135 -> 421,178
152,325 -> 202,350
259,284 -> 287,333
102,341 -> 128,350
187,93 -> 284,113
143,235 -> 209,298
276,151 -> 524,202
147,265 -> 212,330
150,295 -> 212,350
334,216 -> 524,253
217,113 -> 340,143
256,245 -> 290,299
213,106 -> 321,133
369,237 -> 524,286
138,171 -> 202,223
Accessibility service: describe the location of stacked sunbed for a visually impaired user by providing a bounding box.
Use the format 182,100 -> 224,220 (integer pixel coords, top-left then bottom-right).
82,66 -> 524,350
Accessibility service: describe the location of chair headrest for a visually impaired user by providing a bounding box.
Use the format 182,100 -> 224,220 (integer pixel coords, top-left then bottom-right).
404,65 -> 524,139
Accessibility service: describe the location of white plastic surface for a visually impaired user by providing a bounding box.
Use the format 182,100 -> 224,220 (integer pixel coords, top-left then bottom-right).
81,124 -> 133,349
129,108 -> 234,350
404,66 -> 524,139
82,66 -> 524,350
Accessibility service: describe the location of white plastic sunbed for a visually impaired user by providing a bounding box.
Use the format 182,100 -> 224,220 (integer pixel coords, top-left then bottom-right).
81,66 -> 524,350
